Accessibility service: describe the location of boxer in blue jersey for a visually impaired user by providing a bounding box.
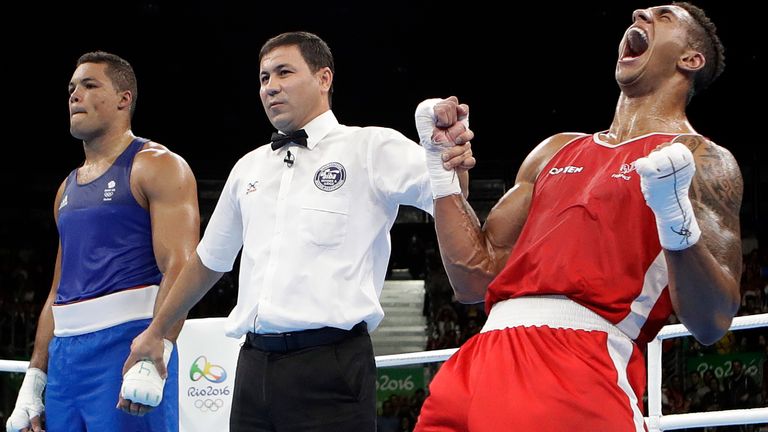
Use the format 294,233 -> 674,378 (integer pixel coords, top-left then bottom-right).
6,51 -> 199,432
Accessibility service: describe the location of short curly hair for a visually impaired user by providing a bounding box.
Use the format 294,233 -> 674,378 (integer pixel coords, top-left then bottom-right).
77,51 -> 138,118
673,2 -> 725,99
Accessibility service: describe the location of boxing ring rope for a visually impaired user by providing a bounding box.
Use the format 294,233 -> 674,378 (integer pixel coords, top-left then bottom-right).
375,348 -> 457,368
0,360 -> 27,374
646,313 -> 768,431
1,314 -> 766,431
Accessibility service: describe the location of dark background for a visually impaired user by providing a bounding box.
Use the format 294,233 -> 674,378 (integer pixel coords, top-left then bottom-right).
1,0 -> 765,249
0,2 -> 766,426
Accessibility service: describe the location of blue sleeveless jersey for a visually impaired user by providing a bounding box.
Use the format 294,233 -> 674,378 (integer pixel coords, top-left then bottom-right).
56,138 -> 162,304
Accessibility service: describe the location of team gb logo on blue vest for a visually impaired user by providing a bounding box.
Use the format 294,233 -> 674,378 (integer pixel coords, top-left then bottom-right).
314,162 -> 346,192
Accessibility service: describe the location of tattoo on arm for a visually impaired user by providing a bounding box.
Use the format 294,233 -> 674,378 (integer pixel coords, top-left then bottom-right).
692,143 -> 743,224
685,137 -> 744,280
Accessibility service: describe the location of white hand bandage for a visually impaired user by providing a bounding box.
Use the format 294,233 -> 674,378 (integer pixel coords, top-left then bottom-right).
6,368 -> 46,432
415,98 -> 467,199
634,142 -> 701,250
120,339 -> 173,407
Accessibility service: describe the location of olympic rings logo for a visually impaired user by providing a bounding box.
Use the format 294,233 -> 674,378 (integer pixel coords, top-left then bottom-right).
189,355 -> 228,383
193,398 -> 225,412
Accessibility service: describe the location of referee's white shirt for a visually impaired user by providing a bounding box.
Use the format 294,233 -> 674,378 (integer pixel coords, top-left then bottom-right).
197,110 -> 434,338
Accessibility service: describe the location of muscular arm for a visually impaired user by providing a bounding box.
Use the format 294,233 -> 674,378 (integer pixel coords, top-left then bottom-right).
122,253 -> 224,378
147,253 -> 225,337
27,248 -> 59,371
27,181 -> 66,371
118,253 -> 222,415
435,133 -> 581,303
666,136 -> 743,345
132,144 -> 200,342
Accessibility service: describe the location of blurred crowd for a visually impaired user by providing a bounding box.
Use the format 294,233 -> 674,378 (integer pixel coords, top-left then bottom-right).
2,225 -> 766,431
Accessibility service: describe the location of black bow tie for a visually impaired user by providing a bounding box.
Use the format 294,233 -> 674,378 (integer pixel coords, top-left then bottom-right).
270,130 -> 308,150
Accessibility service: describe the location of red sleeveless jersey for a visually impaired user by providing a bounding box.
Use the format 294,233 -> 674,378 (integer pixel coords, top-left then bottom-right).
486,132 -> 682,344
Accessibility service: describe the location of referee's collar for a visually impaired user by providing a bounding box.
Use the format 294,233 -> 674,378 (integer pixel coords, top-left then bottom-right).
276,110 -> 338,150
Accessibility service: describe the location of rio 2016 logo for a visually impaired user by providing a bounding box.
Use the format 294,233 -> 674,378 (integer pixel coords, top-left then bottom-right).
189,355 -> 228,383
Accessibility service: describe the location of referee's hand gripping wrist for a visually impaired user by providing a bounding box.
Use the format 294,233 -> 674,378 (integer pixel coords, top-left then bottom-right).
415,97 -> 471,198
119,330 -> 173,413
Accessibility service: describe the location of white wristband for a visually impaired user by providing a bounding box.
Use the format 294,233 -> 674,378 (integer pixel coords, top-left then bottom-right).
161,338 -> 173,366
426,146 -> 461,199
635,143 -> 702,251
653,206 -> 701,251
415,98 -> 463,199
6,368 -> 46,432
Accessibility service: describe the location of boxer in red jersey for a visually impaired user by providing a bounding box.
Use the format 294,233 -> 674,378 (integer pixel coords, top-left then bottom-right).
414,3 -> 741,431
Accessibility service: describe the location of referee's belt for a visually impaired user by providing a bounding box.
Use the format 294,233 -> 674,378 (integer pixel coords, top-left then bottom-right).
245,322 -> 368,353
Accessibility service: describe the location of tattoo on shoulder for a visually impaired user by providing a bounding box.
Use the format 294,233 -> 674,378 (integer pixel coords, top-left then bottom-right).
687,138 -> 743,226
675,135 -> 704,153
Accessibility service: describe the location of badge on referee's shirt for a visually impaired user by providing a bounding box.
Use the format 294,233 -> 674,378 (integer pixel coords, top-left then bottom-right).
314,162 -> 346,192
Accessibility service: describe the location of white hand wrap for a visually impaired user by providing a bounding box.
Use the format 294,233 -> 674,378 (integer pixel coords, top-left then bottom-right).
121,339 -> 173,407
415,98 -> 465,199
634,142 -> 701,251
6,368 -> 46,432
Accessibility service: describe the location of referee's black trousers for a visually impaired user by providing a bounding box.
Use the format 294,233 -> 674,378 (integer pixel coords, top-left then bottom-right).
229,325 -> 376,432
